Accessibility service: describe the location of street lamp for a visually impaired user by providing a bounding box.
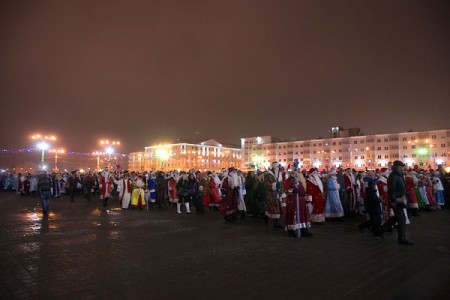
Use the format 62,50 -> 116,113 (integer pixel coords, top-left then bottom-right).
36,141 -> 50,162
31,134 -> 56,165
93,151 -> 105,171
49,149 -> 65,172
99,139 -> 120,169
156,146 -> 170,169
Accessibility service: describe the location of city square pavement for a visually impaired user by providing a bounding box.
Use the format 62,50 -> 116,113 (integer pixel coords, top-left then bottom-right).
1,192 -> 449,300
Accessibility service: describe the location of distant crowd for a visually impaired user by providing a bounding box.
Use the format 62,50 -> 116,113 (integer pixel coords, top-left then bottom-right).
2,161 -> 449,241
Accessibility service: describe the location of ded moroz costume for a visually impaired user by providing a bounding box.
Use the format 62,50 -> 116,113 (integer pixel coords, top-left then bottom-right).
264,162 -> 283,228
99,167 -> 114,207
306,168 -> 325,224
344,168 -> 358,215
114,172 -> 132,209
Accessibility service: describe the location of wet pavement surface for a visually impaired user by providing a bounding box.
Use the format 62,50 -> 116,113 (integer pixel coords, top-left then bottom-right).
1,192 -> 449,300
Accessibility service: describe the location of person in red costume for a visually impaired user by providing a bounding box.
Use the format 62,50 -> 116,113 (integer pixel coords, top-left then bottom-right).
99,166 -> 114,207
114,171 -> 132,209
306,168 -> 325,224
404,169 -> 420,215
285,169 -> 312,237
377,168 -> 391,220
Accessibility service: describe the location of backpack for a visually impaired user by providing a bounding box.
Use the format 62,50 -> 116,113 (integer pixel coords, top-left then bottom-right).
39,176 -> 52,191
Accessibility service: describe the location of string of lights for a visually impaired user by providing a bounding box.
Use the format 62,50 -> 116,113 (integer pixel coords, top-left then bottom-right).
0,148 -> 128,157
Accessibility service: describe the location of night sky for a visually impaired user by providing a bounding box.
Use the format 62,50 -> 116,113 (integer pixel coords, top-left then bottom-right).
1,0 -> 449,153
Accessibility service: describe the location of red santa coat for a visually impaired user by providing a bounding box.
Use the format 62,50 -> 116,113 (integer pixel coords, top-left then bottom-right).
404,175 -> 419,208
377,176 -> 390,220
168,178 -> 178,202
286,176 -> 310,230
306,174 -> 325,223
425,178 -> 437,206
344,173 -> 357,212
209,176 -> 221,205
377,177 -> 388,202
219,177 -> 238,216
99,172 -> 114,199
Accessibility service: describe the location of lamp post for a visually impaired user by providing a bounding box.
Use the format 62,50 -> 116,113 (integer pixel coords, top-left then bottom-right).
49,149 -> 65,172
100,139 -> 120,169
156,146 -> 170,170
32,134 -> 56,169
93,151 -> 105,171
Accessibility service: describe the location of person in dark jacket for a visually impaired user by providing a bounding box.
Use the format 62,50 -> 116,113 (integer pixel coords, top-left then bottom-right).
387,160 -> 413,245
358,171 -> 383,238
176,172 -> 191,214
155,171 -> 166,208
244,171 -> 259,216
67,171 -> 80,202
83,172 -> 95,201
38,171 -> 53,216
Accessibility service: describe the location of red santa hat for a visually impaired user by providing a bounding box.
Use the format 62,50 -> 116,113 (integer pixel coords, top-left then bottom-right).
308,168 -> 316,174
380,168 -> 388,176
407,168 -> 416,174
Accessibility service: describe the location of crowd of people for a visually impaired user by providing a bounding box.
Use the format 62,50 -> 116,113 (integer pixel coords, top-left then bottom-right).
2,161 -> 449,243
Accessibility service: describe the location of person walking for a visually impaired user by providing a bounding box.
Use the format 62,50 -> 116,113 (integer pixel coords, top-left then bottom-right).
37,171 -> 53,217
176,172 -> 191,214
67,171 -> 80,202
83,172 -> 95,202
325,169 -> 344,220
358,171 -> 383,238
387,160 -> 413,245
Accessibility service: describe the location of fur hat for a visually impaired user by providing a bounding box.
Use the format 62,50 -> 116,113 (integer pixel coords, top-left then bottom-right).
393,160 -> 405,167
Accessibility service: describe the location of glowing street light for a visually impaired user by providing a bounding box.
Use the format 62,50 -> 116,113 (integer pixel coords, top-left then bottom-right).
99,139 -> 121,168
93,151 -> 105,170
49,149 -> 65,171
100,140 -> 120,146
31,134 -> 56,165
156,146 -> 170,168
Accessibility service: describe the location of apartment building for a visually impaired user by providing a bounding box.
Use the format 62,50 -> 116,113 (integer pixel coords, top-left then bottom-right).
242,127 -> 450,170
128,139 -> 241,172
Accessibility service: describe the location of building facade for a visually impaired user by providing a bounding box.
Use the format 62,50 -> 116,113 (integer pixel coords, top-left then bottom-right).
128,139 -> 241,172
242,128 -> 450,170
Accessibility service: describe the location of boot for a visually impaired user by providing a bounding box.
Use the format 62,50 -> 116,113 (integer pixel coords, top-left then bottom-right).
185,202 -> 191,214
240,211 -> 246,220
176,203 -> 182,214
287,230 -> 297,237
273,219 -> 283,229
301,228 -> 312,237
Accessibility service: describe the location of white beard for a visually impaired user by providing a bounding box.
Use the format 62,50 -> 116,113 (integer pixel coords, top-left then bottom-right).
310,173 -> 324,193
213,175 -> 221,185
230,173 -> 239,188
135,178 -> 143,188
